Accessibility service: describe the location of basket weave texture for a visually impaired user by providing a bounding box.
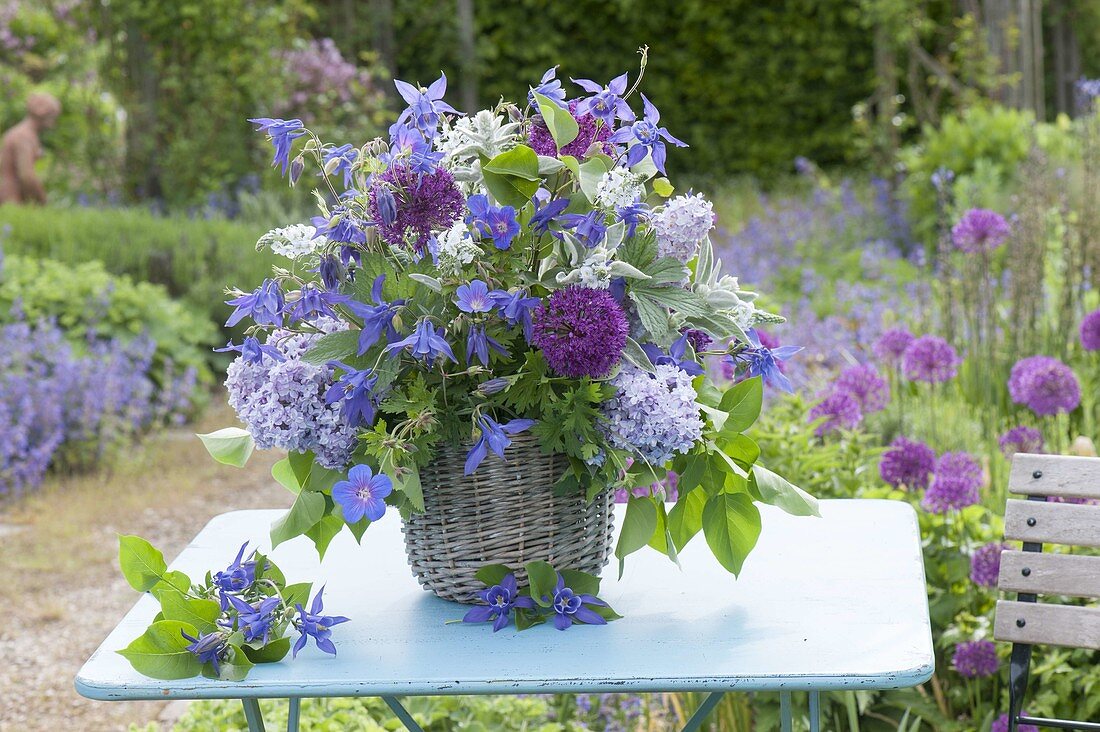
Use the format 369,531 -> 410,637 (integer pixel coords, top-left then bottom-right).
401,433 -> 615,603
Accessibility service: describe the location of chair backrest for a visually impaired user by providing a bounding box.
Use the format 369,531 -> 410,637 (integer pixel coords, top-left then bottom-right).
993,453 -> 1100,731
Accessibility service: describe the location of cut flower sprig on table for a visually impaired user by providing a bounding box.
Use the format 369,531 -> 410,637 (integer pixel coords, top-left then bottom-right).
201,51 -> 819,595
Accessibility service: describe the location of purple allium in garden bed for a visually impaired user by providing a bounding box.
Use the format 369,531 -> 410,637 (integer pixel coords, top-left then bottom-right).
951,208 -> 1011,253
970,542 -> 1008,588
533,286 -> 628,378
998,425 -> 1044,457
873,328 -> 915,367
952,640 -> 999,678
834,364 -> 889,413
992,714 -> 1039,732
1007,356 -> 1081,416
1080,309 -> 1100,351
922,452 -> 982,513
902,335 -> 960,384
808,390 -> 863,436
879,437 -> 936,490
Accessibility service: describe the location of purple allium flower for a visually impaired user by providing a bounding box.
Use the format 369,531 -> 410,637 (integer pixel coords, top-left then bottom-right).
528,100 -> 612,158
651,193 -> 714,263
465,415 -> 537,475
345,274 -> 403,355
951,640 -> 999,678
368,164 -> 464,253
600,363 -> 703,465
532,286 -> 628,379
394,73 -> 459,138
902,335 -> 960,383
248,117 -> 306,176
951,208 -> 1011,253
808,390 -> 863,436
293,587 -> 350,657
332,464 -> 393,523
682,328 -> 712,352
970,542 -> 1008,588
224,279 -> 284,328
550,574 -> 608,630
606,94 -> 688,174
1080,309 -> 1100,351
385,319 -> 457,367
462,573 -> 536,632
834,364 -> 889,414
922,452 -> 982,513
998,425 -> 1044,457
992,713 -> 1039,732
324,362 -> 378,428
879,437 -> 936,490
572,72 -> 635,124
1008,355 -> 1081,416
873,328 -> 914,367
181,630 -> 229,674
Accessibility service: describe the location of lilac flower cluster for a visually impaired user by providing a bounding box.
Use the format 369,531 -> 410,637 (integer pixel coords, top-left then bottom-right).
272,38 -> 381,126
998,425 -> 1044,457
922,452 -> 982,513
970,542 -> 1008,588
600,364 -> 703,465
225,320 -> 356,469
951,639 -> 999,678
651,193 -> 714,263
1007,355 -> 1081,416
879,436 -> 936,490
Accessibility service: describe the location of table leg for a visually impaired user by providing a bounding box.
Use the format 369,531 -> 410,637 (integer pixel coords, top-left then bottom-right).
382,696 -> 425,732
287,697 -> 301,732
241,698 -> 266,732
680,692 -> 725,732
780,691 -> 792,732
809,691 -> 821,732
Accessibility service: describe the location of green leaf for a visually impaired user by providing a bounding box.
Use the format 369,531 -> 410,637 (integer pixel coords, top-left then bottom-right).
588,603 -> 624,622
117,620 -> 202,680
629,292 -> 673,344
482,145 -> 540,180
270,491 -> 326,549
283,582 -> 312,609
118,535 -> 168,592
559,569 -> 600,596
305,513 -> 345,560
532,92 -> 579,150
668,486 -> 707,551
482,168 -> 540,209
196,428 -> 254,468
633,284 -> 709,315
242,636 -> 291,665
271,458 -> 301,495
577,156 -> 613,202
302,329 -> 361,365
153,589 -> 221,635
701,492 -> 761,576
752,465 -> 821,517
155,571 -> 191,595
203,644 -> 254,682
719,377 -> 763,433
642,257 -> 690,285
474,564 -> 514,587
615,496 -> 658,560
525,560 -> 559,607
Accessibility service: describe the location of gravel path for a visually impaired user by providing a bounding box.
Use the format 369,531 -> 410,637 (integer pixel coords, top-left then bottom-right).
0,405 -> 290,731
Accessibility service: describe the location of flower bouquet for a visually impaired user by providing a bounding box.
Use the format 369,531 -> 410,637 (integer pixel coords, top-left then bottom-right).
201,52 -> 818,611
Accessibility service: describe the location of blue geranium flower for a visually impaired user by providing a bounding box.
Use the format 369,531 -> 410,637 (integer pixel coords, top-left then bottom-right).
642,331 -> 704,376
214,337 -> 284,365
293,587 -> 350,658
345,274 -> 404,355
466,194 -> 519,250
224,279 -> 284,328
464,415 -> 536,475
332,464 -> 393,523
607,94 -> 687,174
550,574 -> 608,630
324,362 -> 379,428
385,319 -> 457,366
571,73 -> 635,124
248,117 -> 306,176
454,280 -> 493,313
394,74 -> 459,139
462,573 -> 536,632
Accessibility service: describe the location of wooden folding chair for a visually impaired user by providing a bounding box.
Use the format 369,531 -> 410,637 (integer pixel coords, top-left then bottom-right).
994,453 -> 1100,731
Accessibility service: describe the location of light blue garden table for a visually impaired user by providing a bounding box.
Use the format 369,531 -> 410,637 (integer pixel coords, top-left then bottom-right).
76,499 -> 933,731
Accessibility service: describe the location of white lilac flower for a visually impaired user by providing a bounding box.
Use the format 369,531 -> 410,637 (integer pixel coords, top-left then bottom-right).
599,363 -> 704,466
652,193 -> 714,263
594,168 -> 644,211
258,224 -> 325,260
433,221 -> 481,276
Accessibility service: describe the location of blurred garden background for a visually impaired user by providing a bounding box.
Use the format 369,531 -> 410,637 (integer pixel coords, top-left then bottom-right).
2,0 -> 1100,730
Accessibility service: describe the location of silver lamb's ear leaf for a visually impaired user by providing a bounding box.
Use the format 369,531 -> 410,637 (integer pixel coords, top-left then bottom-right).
604,221 -> 626,251
607,260 -> 651,280
622,337 -> 657,373
538,253 -> 559,280
407,273 -> 443,293
696,237 -> 714,284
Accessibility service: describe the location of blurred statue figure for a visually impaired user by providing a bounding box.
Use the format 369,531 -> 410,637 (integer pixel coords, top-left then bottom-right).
0,92 -> 62,206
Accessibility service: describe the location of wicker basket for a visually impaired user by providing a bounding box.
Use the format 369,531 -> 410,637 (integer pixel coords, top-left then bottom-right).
401,433 -> 615,603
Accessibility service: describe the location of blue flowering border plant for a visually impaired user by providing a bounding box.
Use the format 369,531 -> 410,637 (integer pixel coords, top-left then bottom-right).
200,51 -> 819,608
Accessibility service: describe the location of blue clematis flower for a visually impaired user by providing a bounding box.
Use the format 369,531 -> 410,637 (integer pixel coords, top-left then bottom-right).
322,143 -> 358,189
248,117 -> 306,176
324,362 -> 379,427
394,74 -> 460,139
642,331 -> 704,376
289,285 -> 351,323
530,195 -> 569,235
561,210 -> 607,248
466,324 -> 509,367
454,280 -> 493,313
345,275 -> 404,355
224,594 -> 281,645
616,201 -> 648,238
550,574 -> 608,630
464,415 -> 536,475
214,337 -> 284,365
293,587 -> 350,658
462,573 -> 536,632
181,630 -> 229,673
528,66 -> 567,108
725,330 -> 803,393
572,73 -> 635,124
488,288 -> 540,342
607,94 -> 687,174
213,542 -> 257,596
385,318 -> 457,366
332,464 -> 393,524
225,279 -> 284,328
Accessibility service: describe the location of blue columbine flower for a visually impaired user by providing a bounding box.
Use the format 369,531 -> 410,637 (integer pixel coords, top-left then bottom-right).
225,279 -> 284,328
607,94 -> 687,174
530,195 -> 569,235
214,337 -> 285,365
726,330 -> 803,393
181,629 -> 229,673
466,324 -> 509,367
476,377 -> 511,396
212,542 -> 257,609
332,464 -> 393,523
394,74 -> 459,139
317,254 -> 346,290
462,573 -> 536,632
571,73 -> 635,124
293,587 -> 350,658
384,121 -> 444,173
375,186 -> 398,226
464,415 -> 536,475
385,319 -> 457,366
289,285 -> 351,323
311,206 -> 367,246
454,280 -> 493,313
616,201 -> 648,238
550,574 -> 608,631
561,210 -> 607,248
224,594 -> 281,645
466,194 -> 519,250
488,289 -> 540,342
528,67 -> 567,108
248,117 -> 306,176
324,362 -> 379,428
642,331 -> 704,376
322,143 -> 358,189
345,275 -> 404,355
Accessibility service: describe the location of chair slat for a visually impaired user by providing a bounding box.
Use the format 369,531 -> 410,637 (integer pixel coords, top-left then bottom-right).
1010,454 -> 1100,499
998,551 -> 1100,598
1004,499 -> 1100,548
995,600 -> 1100,649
